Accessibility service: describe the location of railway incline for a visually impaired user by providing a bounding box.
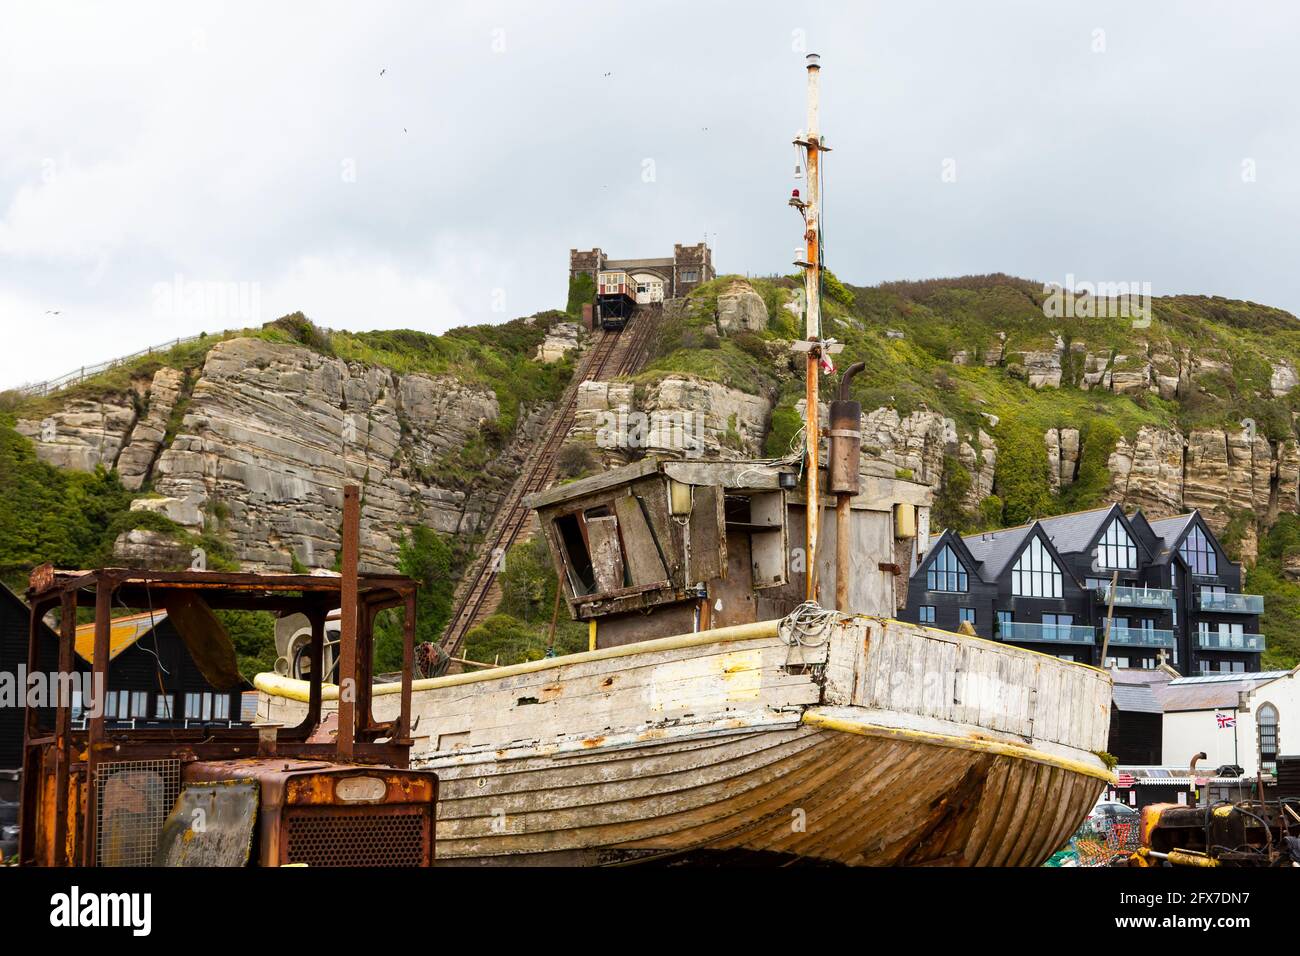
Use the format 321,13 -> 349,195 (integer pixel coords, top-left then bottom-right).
436,304 -> 662,662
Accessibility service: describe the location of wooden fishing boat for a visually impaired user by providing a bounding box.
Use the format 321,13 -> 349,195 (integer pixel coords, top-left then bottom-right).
257,610 -> 1112,866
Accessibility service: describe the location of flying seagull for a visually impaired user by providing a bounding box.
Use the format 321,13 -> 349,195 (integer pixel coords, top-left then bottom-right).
380,68 -> 386,76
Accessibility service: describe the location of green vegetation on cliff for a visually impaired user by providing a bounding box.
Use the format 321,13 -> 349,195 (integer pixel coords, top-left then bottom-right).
462,535 -> 586,665
0,413 -> 134,591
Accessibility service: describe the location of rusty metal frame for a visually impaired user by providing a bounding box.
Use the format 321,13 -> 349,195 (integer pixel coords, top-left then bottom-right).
19,559 -> 419,866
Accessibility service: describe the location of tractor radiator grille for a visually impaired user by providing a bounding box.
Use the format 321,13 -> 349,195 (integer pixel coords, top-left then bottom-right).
95,758 -> 182,867
284,805 -> 431,867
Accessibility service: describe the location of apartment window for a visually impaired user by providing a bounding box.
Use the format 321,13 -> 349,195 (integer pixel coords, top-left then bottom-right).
1085,577 -> 1109,592
156,694 -> 174,719
1098,519 -> 1138,570
1058,654 -> 1075,662
927,545 -> 968,592
1258,703 -> 1279,774
918,605 -> 935,624
1106,656 -> 1130,669
959,607 -> 976,625
996,610 -> 1013,634
1042,613 -> 1073,639
1180,526 -> 1218,575
1012,538 -> 1062,598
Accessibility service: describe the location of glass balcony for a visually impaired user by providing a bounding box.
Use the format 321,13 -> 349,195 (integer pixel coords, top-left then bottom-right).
1196,592 -> 1264,614
1105,627 -> 1175,648
999,622 -> 1097,645
1197,631 -> 1266,652
1093,584 -> 1174,610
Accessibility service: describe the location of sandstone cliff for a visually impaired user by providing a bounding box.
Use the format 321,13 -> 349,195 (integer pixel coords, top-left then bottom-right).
15,335 -> 549,572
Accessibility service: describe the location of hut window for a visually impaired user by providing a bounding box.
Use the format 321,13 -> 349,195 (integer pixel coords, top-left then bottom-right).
155,694 -> 174,719
555,513 -> 597,595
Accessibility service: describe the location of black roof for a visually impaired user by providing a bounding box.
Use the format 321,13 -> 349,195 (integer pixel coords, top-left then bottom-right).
923,505 -> 1205,585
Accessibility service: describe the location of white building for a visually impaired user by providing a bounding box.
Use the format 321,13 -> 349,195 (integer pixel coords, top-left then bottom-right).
1158,668 -> 1295,776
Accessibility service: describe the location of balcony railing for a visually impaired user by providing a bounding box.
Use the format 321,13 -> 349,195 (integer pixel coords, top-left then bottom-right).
1197,631 -> 1266,652
1094,584 -> 1175,610
1105,627 -> 1175,648
998,622 -> 1097,645
1196,592 -> 1264,614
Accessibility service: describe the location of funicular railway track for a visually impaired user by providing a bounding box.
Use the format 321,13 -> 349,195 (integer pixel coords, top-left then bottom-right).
437,306 -> 661,662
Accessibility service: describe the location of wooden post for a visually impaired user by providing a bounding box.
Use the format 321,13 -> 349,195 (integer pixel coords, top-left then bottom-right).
1099,569 -> 1119,667
802,53 -> 823,603
336,485 -> 360,758
835,495 -> 851,611
544,587 -> 562,655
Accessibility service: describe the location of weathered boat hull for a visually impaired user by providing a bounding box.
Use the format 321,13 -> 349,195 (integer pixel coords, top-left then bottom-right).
257,616 -> 1112,866
423,718 -> 1105,866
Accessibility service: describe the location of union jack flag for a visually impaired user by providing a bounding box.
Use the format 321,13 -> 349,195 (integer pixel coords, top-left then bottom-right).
1216,712 -> 1236,729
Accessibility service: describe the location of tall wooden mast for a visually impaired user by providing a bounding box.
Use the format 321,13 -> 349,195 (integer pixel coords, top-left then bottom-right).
800,53 -> 823,601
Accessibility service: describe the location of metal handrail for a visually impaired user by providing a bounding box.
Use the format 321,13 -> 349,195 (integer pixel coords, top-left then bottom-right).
10,333 -> 206,396
1197,631 -> 1266,651
1093,584 -> 1174,610
999,621 -> 1097,645
1106,627 -> 1175,647
1196,592 -> 1264,614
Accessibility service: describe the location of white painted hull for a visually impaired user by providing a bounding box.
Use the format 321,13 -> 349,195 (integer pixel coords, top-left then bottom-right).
258,616 -> 1113,865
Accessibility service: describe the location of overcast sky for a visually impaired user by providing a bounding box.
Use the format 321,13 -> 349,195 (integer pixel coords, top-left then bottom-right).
2,1 -> 1297,388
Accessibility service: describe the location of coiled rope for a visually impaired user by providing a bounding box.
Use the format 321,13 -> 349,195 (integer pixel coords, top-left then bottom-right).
778,600 -> 839,649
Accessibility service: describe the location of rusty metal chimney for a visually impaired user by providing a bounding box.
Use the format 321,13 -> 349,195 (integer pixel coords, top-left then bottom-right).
829,362 -> 865,495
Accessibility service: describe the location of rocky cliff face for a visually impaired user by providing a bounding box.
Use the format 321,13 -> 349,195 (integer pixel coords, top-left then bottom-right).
571,376 -> 772,463
17,336 -> 541,572
1007,335 -> 1298,407
1108,424 -> 1300,559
